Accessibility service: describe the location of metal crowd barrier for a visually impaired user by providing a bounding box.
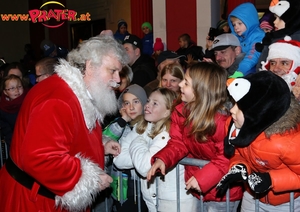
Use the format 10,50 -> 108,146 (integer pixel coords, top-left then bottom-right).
95,157 -> 296,212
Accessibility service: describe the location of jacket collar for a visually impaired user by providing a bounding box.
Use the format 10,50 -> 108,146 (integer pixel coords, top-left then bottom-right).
55,59 -> 102,131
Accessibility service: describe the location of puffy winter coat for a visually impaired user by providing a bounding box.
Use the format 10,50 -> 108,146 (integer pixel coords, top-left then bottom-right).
230,98 -> 300,205
152,102 -> 243,201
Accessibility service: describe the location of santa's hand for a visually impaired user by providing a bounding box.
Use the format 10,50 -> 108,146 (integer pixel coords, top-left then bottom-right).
248,172 -> 271,193
99,173 -> 113,190
216,164 -> 248,196
147,158 -> 166,181
104,140 -> 120,157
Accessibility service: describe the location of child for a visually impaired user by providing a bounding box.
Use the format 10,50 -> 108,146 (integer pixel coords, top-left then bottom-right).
228,2 -> 265,76
217,71 -> 300,211
0,74 -> 28,151
141,22 -> 154,56
256,0 -> 300,71
147,62 -> 242,211
114,19 -> 130,43
152,38 -> 165,66
159,63 -> 184,94
114,87 -> 196,212
176,33 -> 204,68
102,84 -> 148,212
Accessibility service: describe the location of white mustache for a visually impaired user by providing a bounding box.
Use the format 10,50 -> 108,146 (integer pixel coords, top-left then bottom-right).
108,80 -> 120,88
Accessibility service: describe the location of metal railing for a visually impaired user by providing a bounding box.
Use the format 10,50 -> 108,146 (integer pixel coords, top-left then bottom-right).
94,157 -> 296,212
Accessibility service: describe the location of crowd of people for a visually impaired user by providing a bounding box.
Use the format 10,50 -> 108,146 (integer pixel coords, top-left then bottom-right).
1,0 -> 300,211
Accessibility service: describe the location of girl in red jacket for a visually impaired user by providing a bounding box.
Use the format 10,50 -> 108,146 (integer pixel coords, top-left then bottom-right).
147,62 -> 242,211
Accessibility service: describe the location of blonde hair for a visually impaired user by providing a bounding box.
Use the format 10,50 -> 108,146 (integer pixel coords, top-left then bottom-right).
159,64 -> 184,87
136,87 -> 177,139
183,62 -> 228,142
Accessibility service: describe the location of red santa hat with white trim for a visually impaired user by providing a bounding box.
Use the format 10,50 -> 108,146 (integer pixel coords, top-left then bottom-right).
262,36 -> 300,90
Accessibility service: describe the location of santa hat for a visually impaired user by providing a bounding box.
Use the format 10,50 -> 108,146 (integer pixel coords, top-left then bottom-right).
262,36 -> 300,89
153,38 -> 164,51
224,71 -> 291,157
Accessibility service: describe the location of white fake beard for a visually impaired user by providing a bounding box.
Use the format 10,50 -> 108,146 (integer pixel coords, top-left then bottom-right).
88,79 -> 118,118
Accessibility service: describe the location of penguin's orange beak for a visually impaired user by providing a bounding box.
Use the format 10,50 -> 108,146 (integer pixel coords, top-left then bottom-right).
270,0 -> 279,7
227,78 -> 235,87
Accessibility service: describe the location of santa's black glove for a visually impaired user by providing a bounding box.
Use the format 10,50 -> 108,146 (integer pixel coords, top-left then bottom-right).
216,164 -> 247,196
248,172 -> 271,193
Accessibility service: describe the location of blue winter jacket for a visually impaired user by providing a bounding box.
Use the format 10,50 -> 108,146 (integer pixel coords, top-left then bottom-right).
228,3 -> 265,76
142,32 -> 154,56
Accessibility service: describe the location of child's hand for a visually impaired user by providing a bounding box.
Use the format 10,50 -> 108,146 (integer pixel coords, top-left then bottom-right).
104,140 -> 121,157
185,176 -> 201,192
147,158 -> 166,181
119,107 -> 131,122
292,75 -> 300,101
185,54 -> 195,65
206,36 -> 213,50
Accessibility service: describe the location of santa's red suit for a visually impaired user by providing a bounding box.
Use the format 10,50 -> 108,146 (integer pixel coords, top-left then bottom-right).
0,60 -> 107,212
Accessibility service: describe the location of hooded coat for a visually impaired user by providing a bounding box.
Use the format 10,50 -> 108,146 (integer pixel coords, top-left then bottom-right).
229,97 -> 300,205
228,3 -> 265,75
152,102 -> 243,202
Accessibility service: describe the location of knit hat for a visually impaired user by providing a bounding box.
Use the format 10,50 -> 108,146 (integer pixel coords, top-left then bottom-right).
211,33 -> 240,51
224,71 -> 291,157
117,19 -> 127,30
153,38 -> 164,51
123,34 -> 143,50
216,20 -> 228,31
40,39 -> 55,57
260,21 -> 273,31
118,84 -> 147,109
269,0 -> 300,28
141,22 -> 152,31
262,36 -> 300,90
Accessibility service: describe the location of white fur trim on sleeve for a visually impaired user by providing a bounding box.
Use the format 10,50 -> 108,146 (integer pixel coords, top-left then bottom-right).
55,153 -> 105,212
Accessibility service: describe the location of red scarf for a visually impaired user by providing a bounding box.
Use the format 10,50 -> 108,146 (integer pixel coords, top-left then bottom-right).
0,89 -> 28,113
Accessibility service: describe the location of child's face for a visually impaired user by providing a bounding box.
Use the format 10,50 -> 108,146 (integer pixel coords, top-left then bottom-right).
119,26 -> 127,34
179,69 -> 194,103
122,93 -> 144,120
231,18 -> 246,36
178,38 -> 187,48
230,103 -> 244,129
223,25 -> 230,33
161,72 -> 181,93
273,15 -> 285,31
154,50 -> 162,56
142,26 -> 150,35
144,91 -> 170,123
269,58 -> 293,76
4,79 -> 24,100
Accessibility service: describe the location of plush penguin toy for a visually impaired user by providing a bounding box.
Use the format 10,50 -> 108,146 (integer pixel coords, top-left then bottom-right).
224,71 -> 291,157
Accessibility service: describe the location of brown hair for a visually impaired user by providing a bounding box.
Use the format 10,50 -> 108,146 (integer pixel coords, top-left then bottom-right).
1,74 -> 24,93
183,62 -> 228,141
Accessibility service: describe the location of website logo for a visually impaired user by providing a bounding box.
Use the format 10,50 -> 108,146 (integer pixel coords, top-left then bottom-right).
1,1 -> 91,28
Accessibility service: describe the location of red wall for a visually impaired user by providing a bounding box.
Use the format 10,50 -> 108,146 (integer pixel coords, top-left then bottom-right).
130,0 -> 153,39
166,0 -> 197,51
227,0 -> 255,14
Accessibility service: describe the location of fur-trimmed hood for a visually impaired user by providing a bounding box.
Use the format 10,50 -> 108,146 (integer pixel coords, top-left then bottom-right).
55,59 -> 102,131
265,97 -> 300,137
